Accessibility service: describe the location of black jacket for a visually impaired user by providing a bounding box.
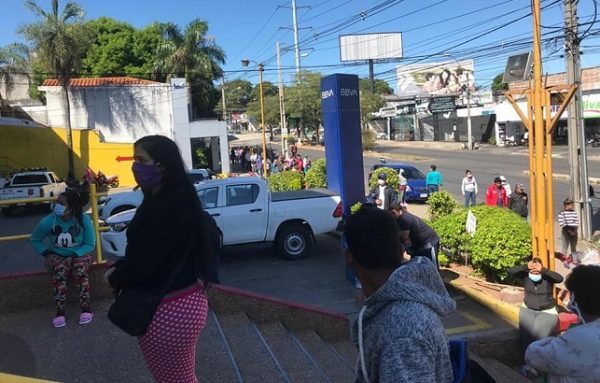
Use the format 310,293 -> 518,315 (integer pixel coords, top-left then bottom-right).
368,185 -> 396,211
508,192 -> 528,217
109,187 -> 218,295
507,265 -> 563,310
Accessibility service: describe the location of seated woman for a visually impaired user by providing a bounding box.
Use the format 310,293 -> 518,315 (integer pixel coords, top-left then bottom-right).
525,265 -> 600,382
507,258 -> 563,351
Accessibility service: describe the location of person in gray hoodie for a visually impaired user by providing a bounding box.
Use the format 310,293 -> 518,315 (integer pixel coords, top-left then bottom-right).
343,206 -> 456,383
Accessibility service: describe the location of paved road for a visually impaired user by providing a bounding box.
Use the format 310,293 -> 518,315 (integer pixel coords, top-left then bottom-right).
292,143 -> 600,234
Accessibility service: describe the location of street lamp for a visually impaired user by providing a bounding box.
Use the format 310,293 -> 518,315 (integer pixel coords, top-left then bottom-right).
442,54 -> 473,150
241,59 -> 268,177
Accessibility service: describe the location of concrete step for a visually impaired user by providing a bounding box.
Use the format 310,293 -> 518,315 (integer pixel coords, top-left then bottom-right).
217,312 -> 288,383
255,321 -> 331,383
196,311 -> 243,382
292,330 -> 355,383
471,354 -> 532,383
327,339 -> 358,372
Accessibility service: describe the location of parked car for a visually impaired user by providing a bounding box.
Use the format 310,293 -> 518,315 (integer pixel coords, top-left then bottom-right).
367,162 -> 429,202
97,168 -> 213,220
0,169 -> 66,216
101,177 -> 343,260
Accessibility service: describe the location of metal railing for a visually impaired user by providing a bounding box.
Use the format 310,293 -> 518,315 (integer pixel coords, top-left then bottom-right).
0,184 -> 108,264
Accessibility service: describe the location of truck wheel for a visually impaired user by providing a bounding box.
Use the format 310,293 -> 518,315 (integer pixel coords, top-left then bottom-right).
1,207 -> 15,217
276,224 -> 312,260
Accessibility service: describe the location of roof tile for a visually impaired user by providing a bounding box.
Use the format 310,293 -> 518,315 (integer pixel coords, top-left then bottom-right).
41,77 -> 162,87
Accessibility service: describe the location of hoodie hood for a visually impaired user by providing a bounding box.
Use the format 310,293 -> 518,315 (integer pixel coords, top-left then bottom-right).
362,257 -> 455,321
353,258 -> 456,383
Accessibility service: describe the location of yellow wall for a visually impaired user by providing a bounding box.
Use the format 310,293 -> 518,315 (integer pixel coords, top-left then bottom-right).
0,125 -> 136,187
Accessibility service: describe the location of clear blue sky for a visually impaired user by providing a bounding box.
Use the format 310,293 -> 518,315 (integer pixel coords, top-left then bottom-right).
1,0 -> 600,90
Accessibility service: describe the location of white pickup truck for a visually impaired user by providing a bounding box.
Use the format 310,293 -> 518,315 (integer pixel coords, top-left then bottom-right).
96,168 -> 212,220
101,177 -> 343,260
0,170 -> 66,216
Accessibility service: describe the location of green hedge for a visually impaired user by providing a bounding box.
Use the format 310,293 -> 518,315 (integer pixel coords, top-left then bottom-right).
431,205 -> 531,281
427,189 -> 457,221
267,171 -> 305,191
305,158 -> 326,188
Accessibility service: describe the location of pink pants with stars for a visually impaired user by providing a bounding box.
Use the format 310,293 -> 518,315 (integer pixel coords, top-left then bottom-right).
138,282 -> 208,383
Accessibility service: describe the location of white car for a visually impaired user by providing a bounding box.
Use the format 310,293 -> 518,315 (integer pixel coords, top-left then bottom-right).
101,177 -> 342,260
97,169 -> 212,221
1,169 -> 66,216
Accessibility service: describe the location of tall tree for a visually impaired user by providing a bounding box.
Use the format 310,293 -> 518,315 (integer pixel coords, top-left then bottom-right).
154,19 -> 225,118
0,43 -> 30,114
359,78 -> 390,128
286,71 -> 322,140
19,0 -> 92,179
81,18 -> 162,78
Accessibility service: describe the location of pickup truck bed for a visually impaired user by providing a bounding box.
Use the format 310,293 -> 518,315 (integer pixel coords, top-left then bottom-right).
271,188 -> 339,202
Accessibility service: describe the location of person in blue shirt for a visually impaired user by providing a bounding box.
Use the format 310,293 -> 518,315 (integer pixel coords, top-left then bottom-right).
31,185 -> 96,328
426,164 -> 443,194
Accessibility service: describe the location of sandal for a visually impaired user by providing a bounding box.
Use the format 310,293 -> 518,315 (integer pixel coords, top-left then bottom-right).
52,315 -> 66,328
79,312 -> 93,325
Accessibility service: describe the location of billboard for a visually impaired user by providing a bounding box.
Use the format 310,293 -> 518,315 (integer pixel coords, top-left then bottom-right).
396,60 -> 476,98
340,33 -> 403,62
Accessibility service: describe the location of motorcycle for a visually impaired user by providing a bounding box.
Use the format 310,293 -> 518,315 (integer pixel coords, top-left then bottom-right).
83,167 -> 119,188
586,137 -> 600,148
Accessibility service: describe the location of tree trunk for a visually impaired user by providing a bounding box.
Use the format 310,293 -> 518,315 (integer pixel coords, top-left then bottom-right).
62,85 -> 75,181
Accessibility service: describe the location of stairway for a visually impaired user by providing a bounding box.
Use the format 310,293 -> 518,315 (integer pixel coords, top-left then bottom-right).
197,310 -> 356,383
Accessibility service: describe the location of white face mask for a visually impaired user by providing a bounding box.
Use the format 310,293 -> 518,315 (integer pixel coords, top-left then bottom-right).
567,293 -> 586,324
377,180 -> 386,186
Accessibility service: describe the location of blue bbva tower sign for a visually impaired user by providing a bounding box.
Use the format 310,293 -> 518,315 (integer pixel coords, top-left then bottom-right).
321,74 -> 365,216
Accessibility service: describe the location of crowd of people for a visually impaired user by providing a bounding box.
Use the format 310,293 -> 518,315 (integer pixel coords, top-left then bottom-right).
229,143 -> 311,176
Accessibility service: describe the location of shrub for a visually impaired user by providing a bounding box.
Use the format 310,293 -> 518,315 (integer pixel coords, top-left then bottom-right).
488,137 -> 497,145
350,202 -> 362,214
368,167 -> 400,193
362,128 -> 377,150
432,205 -> 531,281
286,135 -> 297,145
438,252 -> 450,267
305,158 -> 326,188
267,170 -> 304,191
427,190 -> 457,221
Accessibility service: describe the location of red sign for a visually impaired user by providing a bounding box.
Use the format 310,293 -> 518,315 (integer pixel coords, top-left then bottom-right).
115,156 -> 134,162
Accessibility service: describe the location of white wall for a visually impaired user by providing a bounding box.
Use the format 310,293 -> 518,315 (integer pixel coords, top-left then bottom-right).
39,84 -> 172,143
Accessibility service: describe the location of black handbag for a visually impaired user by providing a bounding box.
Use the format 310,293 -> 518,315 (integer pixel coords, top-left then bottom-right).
108,243 -> 193,337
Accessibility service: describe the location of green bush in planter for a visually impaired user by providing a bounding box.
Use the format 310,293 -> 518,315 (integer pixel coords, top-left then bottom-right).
431,205 -> 531,281
468,207 -> 531,281
267,171 -> 304,191
368,167 -> 400,193
427,189 -> 457,221
305,158 -> 326,188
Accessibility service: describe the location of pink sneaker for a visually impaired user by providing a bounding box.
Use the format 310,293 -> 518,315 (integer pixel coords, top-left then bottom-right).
52,315 -> 66,328
79,312 -> 93,325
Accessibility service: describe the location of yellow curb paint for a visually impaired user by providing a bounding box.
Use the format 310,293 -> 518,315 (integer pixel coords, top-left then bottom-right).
0,373 -> 59,383
446,279 -> 520,326
446,311 -> 492,335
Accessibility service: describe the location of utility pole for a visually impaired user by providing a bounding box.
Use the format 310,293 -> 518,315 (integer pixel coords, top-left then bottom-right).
277,41 -> 288,155
292,0 -> 301,73
221,76 -> 227,123
368,59 -> 375,94
505,0 -> 577,269
565,0 -> 593,239
466,77 -> 473,150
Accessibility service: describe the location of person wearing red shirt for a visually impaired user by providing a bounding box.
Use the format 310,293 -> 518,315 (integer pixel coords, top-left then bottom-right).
485,176 -> 508,207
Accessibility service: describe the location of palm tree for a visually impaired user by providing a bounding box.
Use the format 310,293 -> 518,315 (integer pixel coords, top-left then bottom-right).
19,0 -> 91,180
0,43 -> 30,116
154,19 -> 225,119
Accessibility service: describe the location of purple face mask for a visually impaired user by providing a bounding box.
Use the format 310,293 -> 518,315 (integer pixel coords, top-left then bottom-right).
131,162 -> 162,190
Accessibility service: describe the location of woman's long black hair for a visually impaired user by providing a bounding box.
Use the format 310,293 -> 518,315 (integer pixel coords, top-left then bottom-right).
133,135 -> 218,284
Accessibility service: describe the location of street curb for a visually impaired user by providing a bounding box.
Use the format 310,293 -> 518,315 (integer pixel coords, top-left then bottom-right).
443,274 -> 519,327
522,170 -> 600,184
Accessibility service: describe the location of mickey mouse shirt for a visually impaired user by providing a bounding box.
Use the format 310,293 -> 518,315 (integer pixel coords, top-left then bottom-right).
31,213 -> 95,257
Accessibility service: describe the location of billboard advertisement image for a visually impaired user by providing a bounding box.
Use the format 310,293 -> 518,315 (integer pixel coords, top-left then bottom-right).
396,60 -> 476,98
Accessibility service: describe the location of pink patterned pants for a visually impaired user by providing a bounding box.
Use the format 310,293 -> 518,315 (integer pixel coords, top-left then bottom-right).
138,283 -> 208,383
